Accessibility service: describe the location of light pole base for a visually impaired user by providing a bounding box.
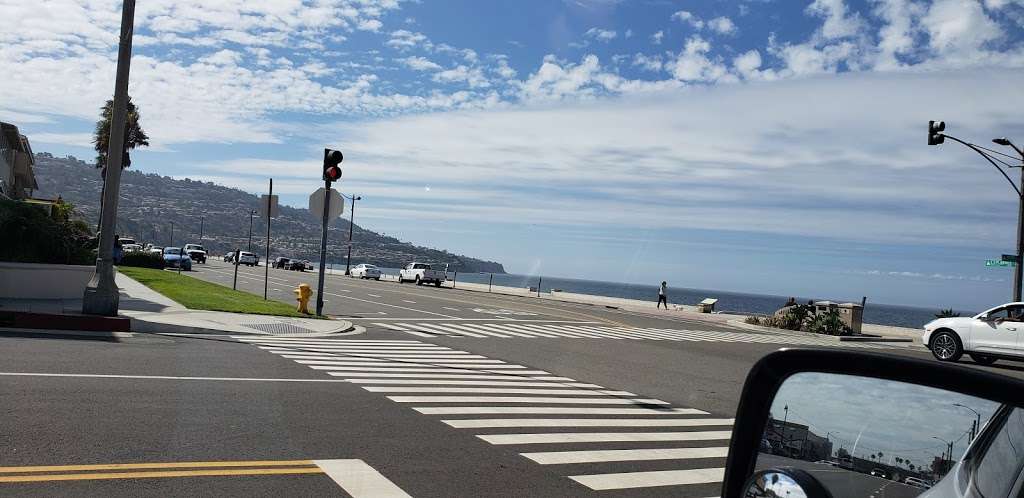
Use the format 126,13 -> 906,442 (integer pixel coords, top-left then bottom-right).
82,258 -> 120,316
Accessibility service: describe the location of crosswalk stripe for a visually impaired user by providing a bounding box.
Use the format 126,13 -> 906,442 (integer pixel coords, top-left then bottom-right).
408,323 -> 472,337
477,431 -> 733,445
442,418 -> 734,428
331,373 -> 564,380
297,364 -> 554,375
522,447 -> 729,464
569,468 -> 725,490
375,323 -> 410,331
299,362 -> 532,370
237,338 -> 421,344
499,323 -> 578,338
348,380 -> 605,388
488,324 -> 559,337
412,407 -> 708,415
445,323 -> 511,337
256,344 -> 454,351
363,387 -> 630,395
459,323 -> 535,338
386,396 -> 670,405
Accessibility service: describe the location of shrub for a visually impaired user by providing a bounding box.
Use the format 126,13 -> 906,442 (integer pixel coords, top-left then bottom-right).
744,315 -> 762,325
0,199 -> 94,265
935,308 -> 960,318
119,251 -> 164,269
806,309 -> 852,336
761,315 -> 782,328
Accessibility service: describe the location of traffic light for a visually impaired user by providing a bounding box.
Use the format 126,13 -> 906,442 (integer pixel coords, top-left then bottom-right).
323,148 -> 343,182
928,120 -> 945,146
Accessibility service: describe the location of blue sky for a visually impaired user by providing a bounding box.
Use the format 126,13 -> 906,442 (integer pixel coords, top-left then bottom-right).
4,0 -> 1024,310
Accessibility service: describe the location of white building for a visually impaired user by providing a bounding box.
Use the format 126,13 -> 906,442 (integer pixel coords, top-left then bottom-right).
0,122 -> 37,200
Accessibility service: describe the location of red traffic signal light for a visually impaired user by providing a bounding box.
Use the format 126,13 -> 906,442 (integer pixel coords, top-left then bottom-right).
323,148 -> 344,182
928,120 -> 945,146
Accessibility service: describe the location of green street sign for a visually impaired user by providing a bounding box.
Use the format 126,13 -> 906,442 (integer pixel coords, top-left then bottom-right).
986,259 -> 1015,267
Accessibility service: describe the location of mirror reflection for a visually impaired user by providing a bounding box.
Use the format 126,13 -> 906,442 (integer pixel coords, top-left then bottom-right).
757,373 -> 1022,498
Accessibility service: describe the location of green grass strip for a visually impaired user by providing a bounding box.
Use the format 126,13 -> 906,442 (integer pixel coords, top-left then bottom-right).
118,266 -> 318,319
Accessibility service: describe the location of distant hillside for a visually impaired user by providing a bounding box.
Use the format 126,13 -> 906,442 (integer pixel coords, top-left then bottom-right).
31,153 -> 505,273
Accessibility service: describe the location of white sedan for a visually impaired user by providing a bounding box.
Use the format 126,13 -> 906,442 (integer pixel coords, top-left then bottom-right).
351,264 -> 382,280
923,302 -> 1024,365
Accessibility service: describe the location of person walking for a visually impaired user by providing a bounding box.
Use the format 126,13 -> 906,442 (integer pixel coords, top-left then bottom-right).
657,281 -> 668,309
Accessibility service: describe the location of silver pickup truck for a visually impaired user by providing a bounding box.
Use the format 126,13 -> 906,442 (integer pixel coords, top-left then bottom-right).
398,262 -> 447,287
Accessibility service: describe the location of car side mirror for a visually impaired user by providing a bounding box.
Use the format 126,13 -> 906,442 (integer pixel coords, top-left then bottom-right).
721,349 -> 1024,498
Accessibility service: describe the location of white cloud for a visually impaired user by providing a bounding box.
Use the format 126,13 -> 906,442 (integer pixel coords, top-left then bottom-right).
807,0 -> 866,39
651,30 -> 664,45
667,36 -> 733,82
625,29 -> 634,39
494,59 -> 518,79
399,56 -> 442,71
309,68 -> 1024,247
922,0 -> 1003,60
708,16 -> 738,35
433,65 -> 490,88
671,10 -> 705,29
871,0 -> 926,69
632,53 -> 664,71
584,28 -> 618,42
385,29 -> 431,50
29,132 -> 94,147
357,19 -> 384,32
732,49 -> 777,80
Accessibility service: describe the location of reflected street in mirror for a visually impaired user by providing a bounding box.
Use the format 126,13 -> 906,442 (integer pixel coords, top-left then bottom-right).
757,373 -> 1011,498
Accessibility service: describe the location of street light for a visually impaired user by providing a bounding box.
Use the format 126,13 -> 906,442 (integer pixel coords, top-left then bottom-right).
930,122 -> 1024,301
344,194 -> 361,275
932,436 -> 954,473
825,431 -> 840,457
953,403 -> 982,441
247,209 -> 257,252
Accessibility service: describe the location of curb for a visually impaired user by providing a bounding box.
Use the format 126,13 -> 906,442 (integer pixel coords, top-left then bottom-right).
127,316 -> 356,336
0,327 -> 132,339
726,319 -> 916,343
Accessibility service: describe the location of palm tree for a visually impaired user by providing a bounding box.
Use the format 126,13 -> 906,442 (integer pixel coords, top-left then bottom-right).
877,451 -> 884,463
93,96 -> 149,170
909,463 -> 915,471
870,453 -> 876,461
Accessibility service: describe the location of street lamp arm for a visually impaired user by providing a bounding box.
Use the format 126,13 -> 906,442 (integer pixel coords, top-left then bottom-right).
944,134 -> 1022,197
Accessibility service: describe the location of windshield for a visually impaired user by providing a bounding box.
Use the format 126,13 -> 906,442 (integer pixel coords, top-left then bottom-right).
8,2 -> 1024,497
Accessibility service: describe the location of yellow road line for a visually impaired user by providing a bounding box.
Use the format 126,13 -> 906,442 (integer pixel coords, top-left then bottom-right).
0,467 -> 323,483
0,460 -> 315,473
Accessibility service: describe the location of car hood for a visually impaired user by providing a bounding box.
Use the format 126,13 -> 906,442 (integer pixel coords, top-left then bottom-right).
186,249 -> 206,254
924,317 -> 973,330
163,254 -> 186,260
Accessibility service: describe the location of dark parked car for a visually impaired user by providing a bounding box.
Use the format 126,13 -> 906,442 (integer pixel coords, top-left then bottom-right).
273,257 -> 291,269
287,259 -> 310,271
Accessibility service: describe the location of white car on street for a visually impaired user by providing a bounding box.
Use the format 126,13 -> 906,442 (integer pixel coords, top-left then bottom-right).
351,264 -> 382,280
236,251 -> 259,266
923,302 -> 1024,365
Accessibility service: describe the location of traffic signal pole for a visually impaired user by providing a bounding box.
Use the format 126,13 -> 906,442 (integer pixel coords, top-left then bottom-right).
316,178 -> 332,316
1015,167 -> 1024,302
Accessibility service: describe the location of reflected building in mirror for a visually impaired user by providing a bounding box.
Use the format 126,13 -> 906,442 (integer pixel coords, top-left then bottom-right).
763,418 -> 833,462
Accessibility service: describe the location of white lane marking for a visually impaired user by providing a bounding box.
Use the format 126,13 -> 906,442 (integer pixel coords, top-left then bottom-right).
376,323 -> 410,331
569,468 -> 725,491
349,380 -> 604,388
276,356 -> 505,364
458,323 -> 534,337
314,459 -> 412,498
441,418 -> 736,428
442,307 -> 460,311
413,407 -> 708,415
387,396 -> 670,405
431,323 -> 496,338
478,431 -> 733,445
402,300 -> 416,304
411,323 -> 482,337
404,331 -> 434,337
314,368 -> 554,377
367,294 -> 382,298
237,338 -> 422,343
323,292 -> 458,318
0,372 -> 351,383
335,373 -> 561,380
523,447 -> 729,464
339,289 -> 351,292
364,388 -> 631,395
291,353 -> 487,359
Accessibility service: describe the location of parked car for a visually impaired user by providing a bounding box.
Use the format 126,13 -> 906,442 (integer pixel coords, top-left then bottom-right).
286,259 -> 308,271
148,246 -> 164,256
869,468 -> 889,479
904,476 -> 931,489
162,247 -> 192,270
237,251 -> 258,266
398,262 -> 446,286
273,257 -> 291,269
924,302 -> 1024,365
183,243 -> 207,264
223,251 -> 235,263
121,243 -> 142,253
351,263 -> 382,280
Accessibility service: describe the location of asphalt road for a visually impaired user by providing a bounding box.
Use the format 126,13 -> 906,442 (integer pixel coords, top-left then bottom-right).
756,455 -> 922,498
4,262 -> 1023,496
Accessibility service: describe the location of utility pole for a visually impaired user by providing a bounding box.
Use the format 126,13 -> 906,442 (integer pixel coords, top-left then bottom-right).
199,216 -> 204,243
344,195 -> 360,275
169,221 -> 174,247
247,210 -> 256,252
82,0 -> 136,315
317,149 -> 344,316
264,179 -> 273,300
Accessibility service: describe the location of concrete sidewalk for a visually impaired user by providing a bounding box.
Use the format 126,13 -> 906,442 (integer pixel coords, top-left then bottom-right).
0,273 -> 353,337
115,273 -> 355,336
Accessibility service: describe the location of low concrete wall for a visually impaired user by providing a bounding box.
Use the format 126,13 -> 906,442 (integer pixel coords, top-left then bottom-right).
0,262 -> 95,299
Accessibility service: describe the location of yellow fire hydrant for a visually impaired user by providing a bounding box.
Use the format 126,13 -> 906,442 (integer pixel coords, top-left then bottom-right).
295,283 -> 313,314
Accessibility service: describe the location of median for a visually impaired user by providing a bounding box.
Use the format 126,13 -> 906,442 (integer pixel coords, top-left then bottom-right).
117,266 -> 317,319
